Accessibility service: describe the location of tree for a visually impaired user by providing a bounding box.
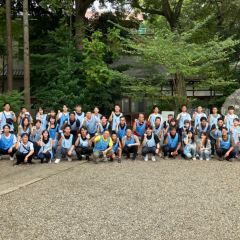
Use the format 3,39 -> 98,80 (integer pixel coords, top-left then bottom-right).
6,0 -> 13,91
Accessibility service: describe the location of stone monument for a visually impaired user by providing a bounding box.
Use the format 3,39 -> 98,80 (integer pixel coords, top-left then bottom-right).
221,89 -> 240,116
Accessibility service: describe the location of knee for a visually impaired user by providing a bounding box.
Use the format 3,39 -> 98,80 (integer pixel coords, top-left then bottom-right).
191,147 -> 196,151
204,150 -> 209,154
88,147 -> 93,153
93,151 -> 99,158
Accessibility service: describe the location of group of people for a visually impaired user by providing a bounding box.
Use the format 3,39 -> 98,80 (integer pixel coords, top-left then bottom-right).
0,102 -> 239,166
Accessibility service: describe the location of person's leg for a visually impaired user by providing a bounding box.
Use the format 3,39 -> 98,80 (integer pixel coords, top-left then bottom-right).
131,146 -> 138,161
52,141 -> 57,157
38,152 -> 45,163
93,150 -> 103,164
75,146 -> 83,160
106,149 -> 114,161
163,146 -> 170,158
177,148 -> 183,156
15,151 -> 24,165
191,147 -> 196,159
204,150 -> 210,160
234,144 -> 239,158
142,146 -> 148,157
122,146 -> 130,158
55,146 -> 66,163
27,154 -> 34,164
45,152 -> 51,163
116,147 -> 122,163
210,136 -> 216,156
216,148 -> 224,160
228,150 -> 236,160
185,152 -> 192,159
32,142 -> 39,159
10,147 -> 17,158
199,150 -> 204,160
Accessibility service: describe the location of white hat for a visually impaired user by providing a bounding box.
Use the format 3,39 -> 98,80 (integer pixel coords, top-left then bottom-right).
25,112 -> 30,115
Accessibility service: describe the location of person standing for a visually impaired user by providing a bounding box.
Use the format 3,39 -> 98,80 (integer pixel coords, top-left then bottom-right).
216,127 -> 236,162
176,105 -> 191,129
208,106 -> 221,127
122,128 -> 140,162
224,106 -> 238,132
56,104 -> 70,136
115,116 -> 127,140
141,126 -> 160,162
0,103 -> 16,133
230,118 -> 240,158
36,107 -> 48,130
109,104 -> 123,134
192,106 -> 207,128
47,116 -> 59,157
148,105 -> 161,126
75,104 -> 85,127
61,111 -> 80,138
93,106 -> 102,121
17,107 -> 33,125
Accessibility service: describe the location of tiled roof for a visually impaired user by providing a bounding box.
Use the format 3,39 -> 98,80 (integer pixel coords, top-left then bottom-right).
0,69 -> 24,76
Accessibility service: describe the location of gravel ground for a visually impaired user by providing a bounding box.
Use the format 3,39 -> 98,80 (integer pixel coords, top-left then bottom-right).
0,155 -> 240,240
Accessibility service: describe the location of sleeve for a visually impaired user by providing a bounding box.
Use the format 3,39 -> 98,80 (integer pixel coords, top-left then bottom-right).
108,124 -> 112,131
206,125 -> 211,134
230,136 -> 235,147
121,136 -> 126,145
76,119 -> 80,127
207,140 -> 211,150
0,112 -> 3,121
134,135 -> 139,143
108,138 -> 113,147
148,114 -> 152,121
176,113 -> 180,120
164,134 -> 167,141
224,116 -> 227,121
178,134 -> 181,143
154,134 -> 160,144
94,136 -> 101,143
30,143 -> 34,150
13,135 -> 17,143
188,114 -> 192,121
29,115 -> 33,121
140,135 -> 144,144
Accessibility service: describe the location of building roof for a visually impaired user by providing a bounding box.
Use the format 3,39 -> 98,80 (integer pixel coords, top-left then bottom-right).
0,69 -> 24,77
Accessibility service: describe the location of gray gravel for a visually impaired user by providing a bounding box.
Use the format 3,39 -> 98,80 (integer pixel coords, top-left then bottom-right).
1,156 -> 240,239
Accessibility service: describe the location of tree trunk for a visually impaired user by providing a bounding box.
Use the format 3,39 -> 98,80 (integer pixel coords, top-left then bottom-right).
23,0 -> 31,108
6,0 -> 13,91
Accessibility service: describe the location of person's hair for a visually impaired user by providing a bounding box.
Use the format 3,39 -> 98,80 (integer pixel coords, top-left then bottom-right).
200,132 -> 208,148
217,117 -> 224,122
170,126 -> 177,131
111,132 -> 117,136
200,117 -> 207,122
168,114 -> 173,117
35,119 -> 42,124
49,116 -> 57,127
153,105 -> 159,110
170,118 -> 176,123
222,127 -> 228,131
69,111 -> 75,116
37,107 -> 44,113
181,105 -> 187,108
234,118 -> 239,122
21,133 -> 29,138
41,130 -> 50,141
86,109 -> 92,113
64,124 -> 71,130
197,105 -> 203,108
212,105 -> 218,110
21,117 -> 30,129
115,104 -> 120,108
139,113 -> 144,117
103,129 -> 110,133
76,104 -> 82,107
3,124 -> 10,130
155,117 -> 161,121
146,125 -> 153,130
49,109 -> 55,113
186,130 -> 194,143
101,115 -> 107,119
126,127 -> 132,131
120,116 -> 125,120
80,126 -> 87,133
21,107 -> 27,110
3,102 -> 10,107
62,104 -> 68,108
94,106 -> 99,110
228,106 -> 235,110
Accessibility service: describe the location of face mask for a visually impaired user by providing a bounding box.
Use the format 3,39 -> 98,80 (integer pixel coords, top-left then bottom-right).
184,125 -> 189,128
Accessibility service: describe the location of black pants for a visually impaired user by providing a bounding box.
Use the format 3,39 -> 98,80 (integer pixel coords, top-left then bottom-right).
75,146 -> 93,158
38,152 -> 51,163
33,142 -> 41,158
210,135 -> 217,155
16,151 -> 33,164
142,146 -> 156,156
216,148 -> 236,159
0,147 -> 17,157
122,146 -> 138,158
163,146 -> 183,157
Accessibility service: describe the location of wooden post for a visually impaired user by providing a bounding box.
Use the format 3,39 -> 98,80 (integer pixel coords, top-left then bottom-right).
23,0 -> 31,107
6,0 -> 13,91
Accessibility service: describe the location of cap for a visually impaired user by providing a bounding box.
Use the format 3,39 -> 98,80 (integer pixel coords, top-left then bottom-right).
25,112 -> 30,115
184,120 -> 190,123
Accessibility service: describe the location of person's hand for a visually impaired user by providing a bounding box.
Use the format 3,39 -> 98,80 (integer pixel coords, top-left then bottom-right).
18,136 -> 21,141
225,151 -> 229,157
117,122 -> 119,125
64,120 -> 68,124
173,150 -> 178,154
195,112 -> 197,115
0,130 -> 2,135
144,133 -> 147,137
111,111 -> 114,115
200,148 -> 202,152
227,114 -> 229,117
189,145 -> 193,149
201,138 -> 203,142
86,135 -> 90,139
216,126 -> 218,129
127,144 -> 132,147
58,110 -> 61,114
209,114 -> 212,118
68,150 -> 72,156
78,133 -> 80,137
95,133 -> 98,136
53,139 -> 56,143
24,156 -> 28,163
19,125 -> 22,129
167,123 -> 169,126
235,141 -> 238,145
32,126 -> 36,131
180,114 -> 182,117
40,135 -> 43,139
43,150 -> 47,154
156,149 -> 159,154
19,112 -> 22,117
84,117 -> 87,122
196,126 -> 199,130
10,111 -> 13,114
103,150 -> 107,155
167,132 -> 170,136
135,119 -> 138,123
8,147 -> 12,153
48,113 -> 51,115
61,135 -> 65,139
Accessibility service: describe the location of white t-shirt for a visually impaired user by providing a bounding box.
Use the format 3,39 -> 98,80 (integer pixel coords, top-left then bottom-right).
176,112 -> 191,121
224,115 -> 237,121
194,113 -> 207,118
148,113 -> 160,121
0,111 -> 16,121
0,134 -> 17,143
20,142 -> 34,151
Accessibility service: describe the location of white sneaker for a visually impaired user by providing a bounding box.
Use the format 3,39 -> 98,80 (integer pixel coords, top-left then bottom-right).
81,155 -> 84,157
151,155 -> 156,161
199,158 -> 203,161
55,158 -> 61,164
10,156 -> 14,161
206,159 -> 210,161
164,156 -> 168,160
67,157 -> 72,162
144,155 -> 148,161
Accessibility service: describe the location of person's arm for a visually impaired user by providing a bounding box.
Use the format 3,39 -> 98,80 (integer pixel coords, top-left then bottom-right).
224,114 -> 229,124
211,125 -> 218,134
61,120 -> 68,130
158,130 -> 162,139
176,114 -> 182,123
148,114 -> 152,125
115,122 -> 119,133
75,134 -> 80,146
216,137 -> 221,149
68,144 -> 75,156
24,149 -> 34,162
109,111 -> 114,122
195,125 -> 199,135
208,114 -> 212,124
121,136 -> 126,149
117,138 -> 122,148
17,112 -> 22,124
82,117 -> 87,127
10,111 -> 16,122
57,134 -> 65,146
18,125 -> 22,136
225,137 -> 235,157
39,135 -> 43,147
132,119 -> 137,132
184,135 -> 188,145
56,110 -> 61,120
199,139 -> 203,151
43,139 -> 53,153
231,126 -> 234,134
142,134 -> 147,147
16,136 -> 21,150
163,123 -> 169,135
164,133 -> 169,145
103,145 -> 112,156
96,122 -> 101,134
192,112 -> 197,122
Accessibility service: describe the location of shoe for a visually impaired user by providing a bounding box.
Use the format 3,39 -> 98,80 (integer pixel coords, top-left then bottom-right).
115,154 -> 119,158
192,158 -> 196,161
78,155 -> 82,161
227,157 -> 233,162
95,158 -> 99,164
103,157 -> 109,163
206,158 -> 210,161
48,160 -> 51,163
144,155 -> 148,161
118,158 -> 121,163
211,155 -> 214,158
55,158 -> 61,164
67,157 -> 72,162
219,157 -> 223,161
158,153 -> 162,158
10,156 -> 14,161
235,156 -> 239,159
86,155 -> 90,161
81,155 -> 84,157
13,162 -> 21,166
185,156 -> 190,160
164,156 -> 168,160
61,154 -> 66,158
151,155 -> 156,161
199,158 -> 203,161
27,161 -> 36,165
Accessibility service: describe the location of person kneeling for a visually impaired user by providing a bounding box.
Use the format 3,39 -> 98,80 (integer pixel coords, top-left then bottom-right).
141,125 -> 160,162
183,130 -> 196,161
122,128 -> 140,162
75,126 -> 93,161
55,125 -> 76,163
111,133 -> 122,163
216,127 -> 236,162
163,126 -> 182,159
198,132 -> 211,161
92,130 -> 114,164
38,130 -> 53,164
0,125 -> 17,160
13,133 -> 35,166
